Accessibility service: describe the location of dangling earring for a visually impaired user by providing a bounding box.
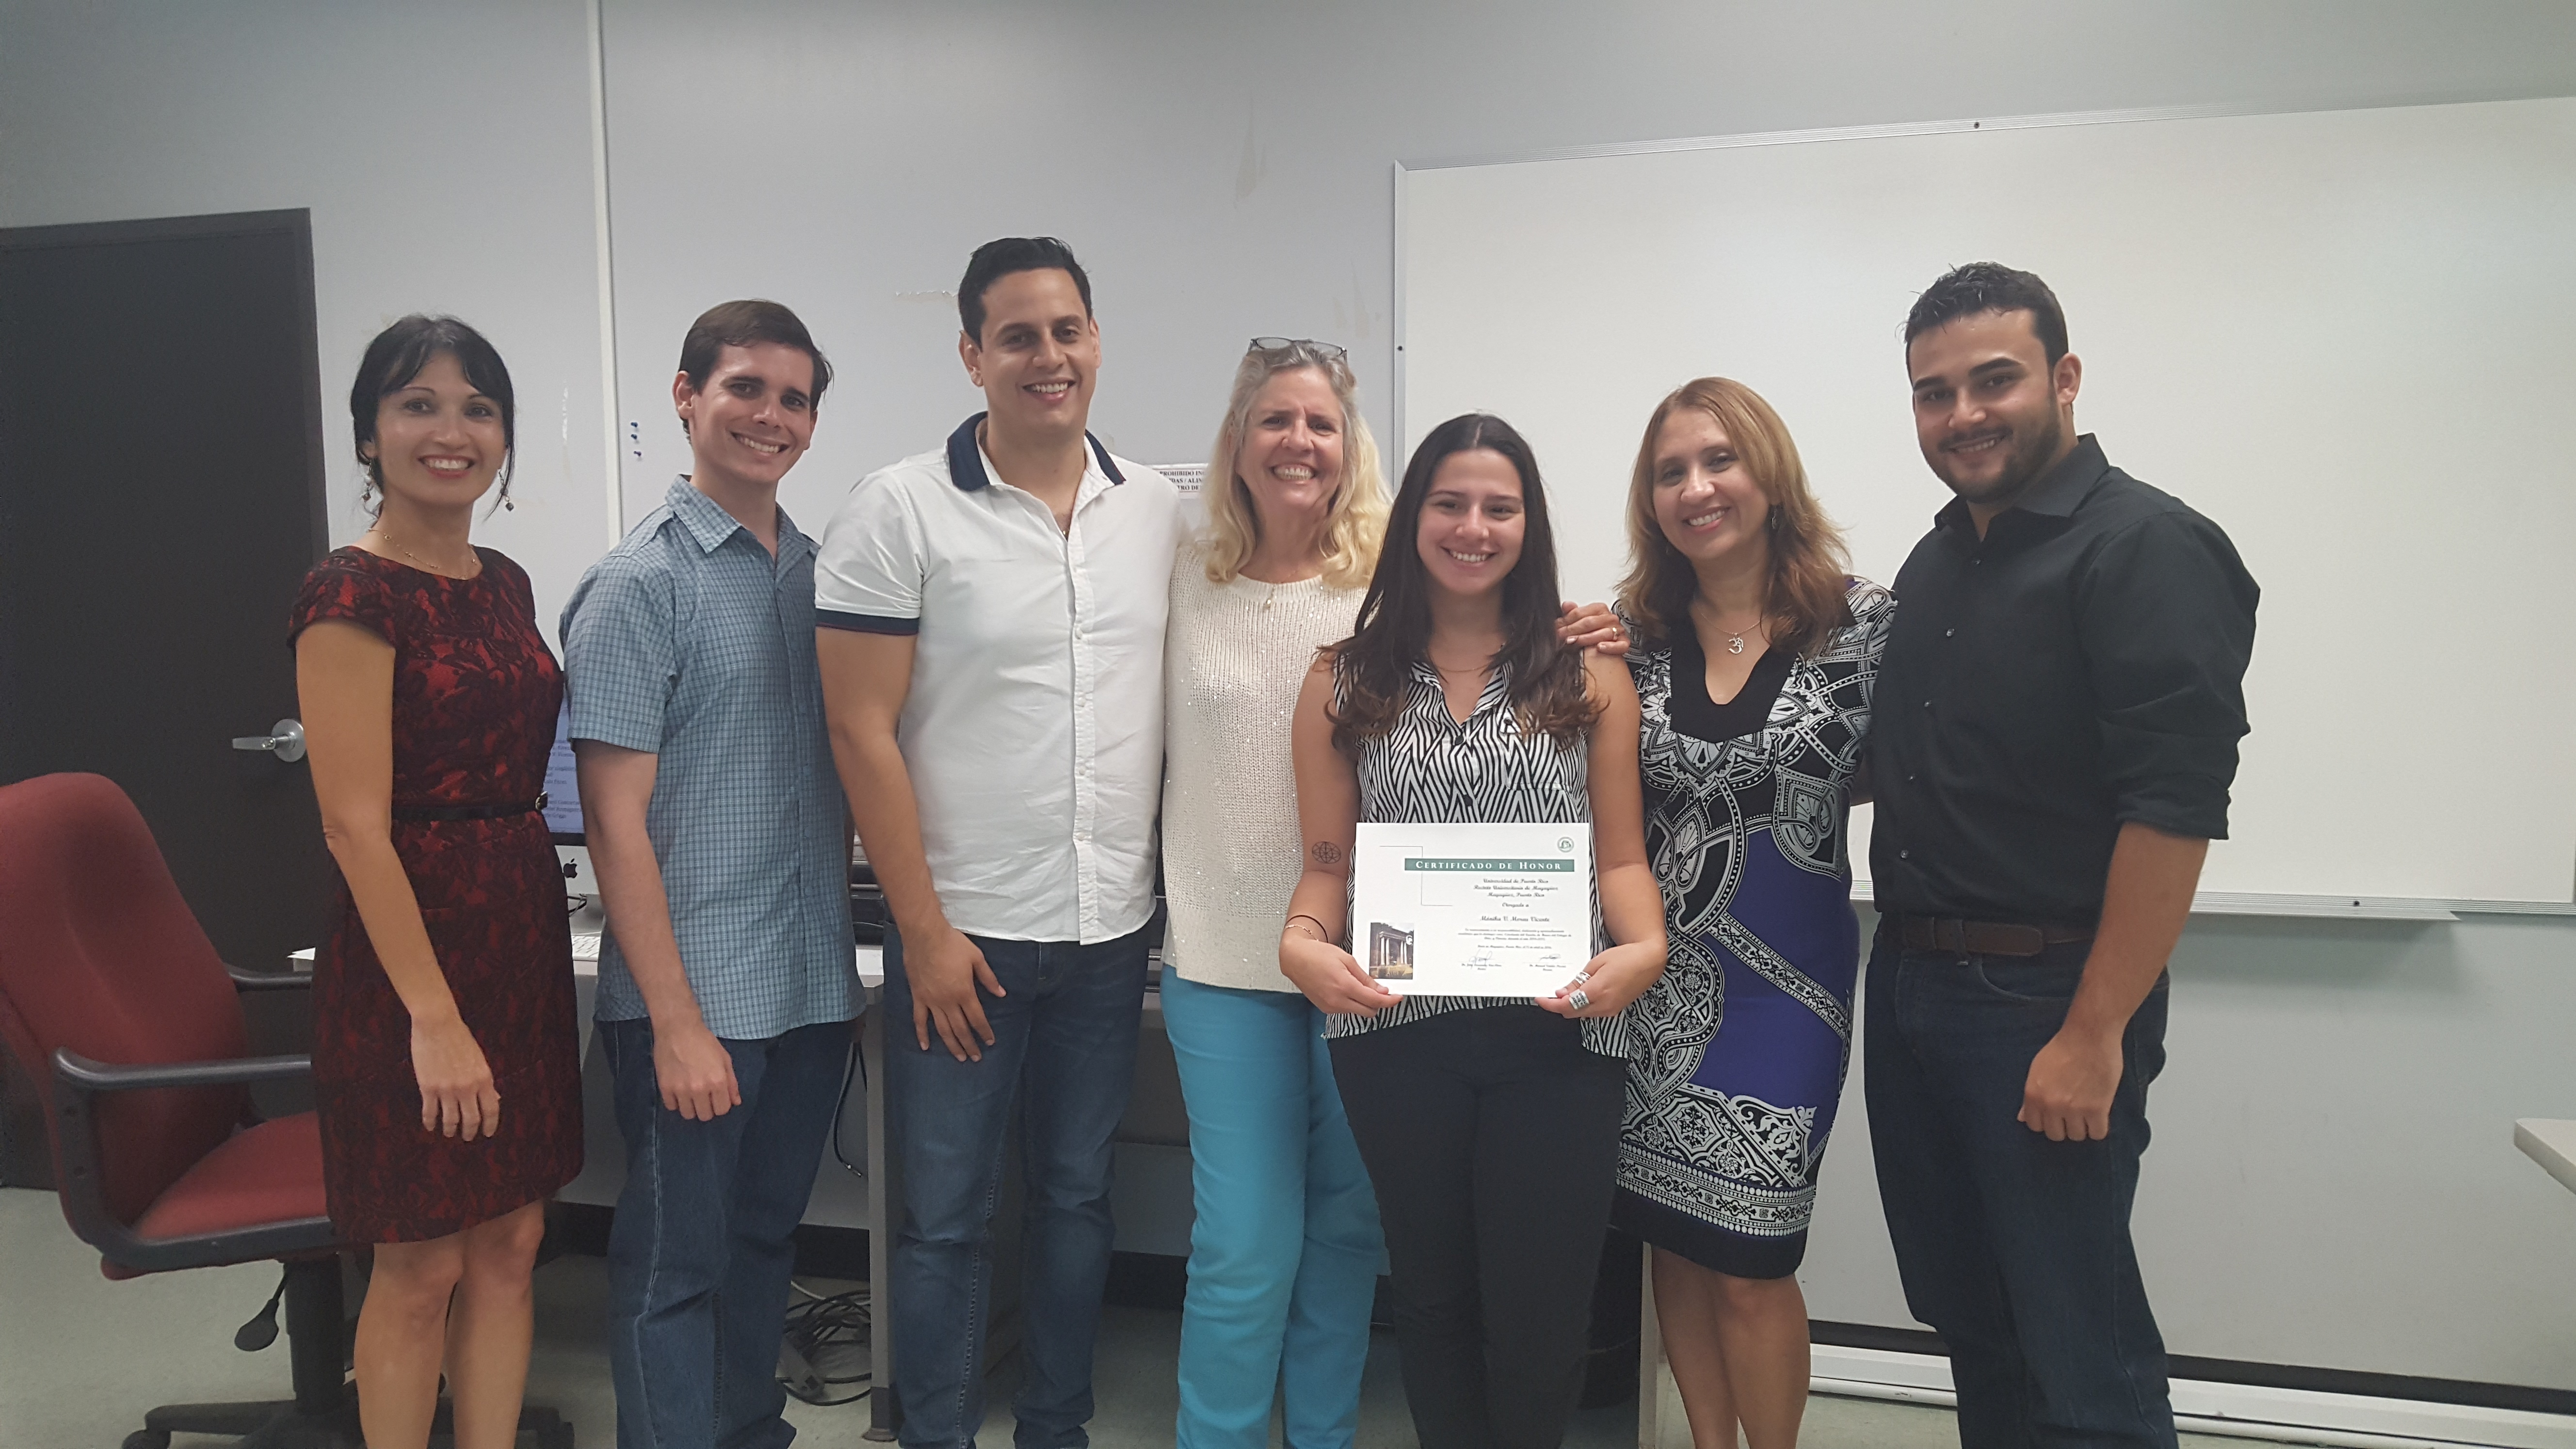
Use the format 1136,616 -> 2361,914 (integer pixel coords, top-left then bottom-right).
1767,508 -> 1782,531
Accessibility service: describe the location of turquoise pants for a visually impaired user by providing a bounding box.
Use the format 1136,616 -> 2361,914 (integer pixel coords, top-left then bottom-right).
1159,971 -> 1386,1449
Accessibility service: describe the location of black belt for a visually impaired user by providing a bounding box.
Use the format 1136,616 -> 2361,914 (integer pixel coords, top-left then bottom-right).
392,792 -> 547,823
1897,914 -> 2091,958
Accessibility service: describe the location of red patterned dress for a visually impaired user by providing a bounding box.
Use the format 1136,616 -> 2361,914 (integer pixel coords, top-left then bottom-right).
289,547 -> 582,1242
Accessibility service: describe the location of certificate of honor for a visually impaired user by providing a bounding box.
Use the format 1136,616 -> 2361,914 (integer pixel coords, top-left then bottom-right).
1348,821 -> 1594,998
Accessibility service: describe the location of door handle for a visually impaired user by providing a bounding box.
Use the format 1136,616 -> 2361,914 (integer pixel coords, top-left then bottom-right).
231,718 -> 306,764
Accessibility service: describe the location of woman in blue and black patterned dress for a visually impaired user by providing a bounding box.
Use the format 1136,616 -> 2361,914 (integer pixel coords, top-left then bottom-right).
1610,379 -> 1893,1449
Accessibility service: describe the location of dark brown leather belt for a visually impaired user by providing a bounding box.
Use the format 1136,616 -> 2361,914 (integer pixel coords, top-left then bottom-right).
1898,915 -> 2092,957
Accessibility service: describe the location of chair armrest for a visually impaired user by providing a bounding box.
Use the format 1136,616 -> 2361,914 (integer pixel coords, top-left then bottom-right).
48,1047 -> 334,1273
53,1048 -> 311,1094
227,965 -> 313,993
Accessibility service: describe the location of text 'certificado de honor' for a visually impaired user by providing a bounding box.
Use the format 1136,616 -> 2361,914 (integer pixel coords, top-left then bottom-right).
1348,821 -> 1594,998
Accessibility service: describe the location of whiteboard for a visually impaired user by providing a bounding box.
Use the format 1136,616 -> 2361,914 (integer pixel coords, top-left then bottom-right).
1398,97 -> 2576,905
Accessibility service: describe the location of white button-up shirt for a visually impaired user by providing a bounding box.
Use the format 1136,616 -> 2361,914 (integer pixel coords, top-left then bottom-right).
816,414 -> 1178,944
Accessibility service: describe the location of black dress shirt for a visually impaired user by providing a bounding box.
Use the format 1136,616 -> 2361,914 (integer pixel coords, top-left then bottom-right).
1868,435 -> 2258,927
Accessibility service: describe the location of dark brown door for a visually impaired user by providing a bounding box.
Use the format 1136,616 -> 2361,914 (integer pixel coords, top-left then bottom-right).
0,209 -> 335,980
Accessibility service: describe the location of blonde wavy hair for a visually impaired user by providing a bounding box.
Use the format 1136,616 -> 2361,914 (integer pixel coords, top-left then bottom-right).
1201,341 -> 1388,589
1616,377 -> 1854,658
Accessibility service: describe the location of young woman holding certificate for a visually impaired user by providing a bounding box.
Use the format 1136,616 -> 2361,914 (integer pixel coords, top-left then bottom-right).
1280,412 -> 1668,1449
1610,378 -> 1893,1449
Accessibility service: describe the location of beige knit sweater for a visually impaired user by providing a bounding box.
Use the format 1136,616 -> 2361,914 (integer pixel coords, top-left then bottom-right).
1159,541 -> 1365,992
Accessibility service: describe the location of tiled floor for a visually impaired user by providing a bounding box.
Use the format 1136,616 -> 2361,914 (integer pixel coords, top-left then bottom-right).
0,1187 -> 2249,1447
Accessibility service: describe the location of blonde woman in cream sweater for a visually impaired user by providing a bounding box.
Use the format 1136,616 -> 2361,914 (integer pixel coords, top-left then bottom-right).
1160,338 -> 1388,1449
1160,339 -> 1625,1449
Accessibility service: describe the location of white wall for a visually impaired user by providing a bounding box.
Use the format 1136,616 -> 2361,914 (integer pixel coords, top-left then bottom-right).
599,0 -> 2576,529
0,0 -> 613,644
10,0 -> 2576,1394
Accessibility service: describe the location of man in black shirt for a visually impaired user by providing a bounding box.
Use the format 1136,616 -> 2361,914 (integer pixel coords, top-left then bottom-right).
1865,263 -> 2257,1448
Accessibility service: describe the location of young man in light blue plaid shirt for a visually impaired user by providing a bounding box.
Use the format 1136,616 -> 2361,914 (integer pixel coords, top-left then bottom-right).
564,299 -> 857,1449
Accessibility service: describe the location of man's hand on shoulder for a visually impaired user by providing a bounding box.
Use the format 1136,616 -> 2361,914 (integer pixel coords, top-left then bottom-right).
905,924 -> 1005,1063
2018,1024 -> 2122,1142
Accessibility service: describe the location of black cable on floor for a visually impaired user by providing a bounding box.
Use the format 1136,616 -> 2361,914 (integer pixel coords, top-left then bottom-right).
779,1279 -> 872,1407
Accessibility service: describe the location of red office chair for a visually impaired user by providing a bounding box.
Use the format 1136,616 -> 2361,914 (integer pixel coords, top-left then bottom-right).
0,773 -> 568,1449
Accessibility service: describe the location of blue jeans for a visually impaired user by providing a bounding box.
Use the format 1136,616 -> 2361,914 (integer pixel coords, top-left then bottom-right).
1864,920 -> 2176,1449
1160,972 -> 1384,1449
599,1016 -> 853,1449
882,923 -> 1152,1449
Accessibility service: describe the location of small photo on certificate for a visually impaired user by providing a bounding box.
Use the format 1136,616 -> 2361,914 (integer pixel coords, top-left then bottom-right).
1349,821 -> 1593,998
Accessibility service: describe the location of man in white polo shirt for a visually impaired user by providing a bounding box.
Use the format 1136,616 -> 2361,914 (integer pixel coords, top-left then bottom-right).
815,237 -> 1178,1449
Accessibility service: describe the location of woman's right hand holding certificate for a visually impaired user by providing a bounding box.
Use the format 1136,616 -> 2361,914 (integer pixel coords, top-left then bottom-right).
1281,923 -> 1403,1017
1536,937 -> 1664,1020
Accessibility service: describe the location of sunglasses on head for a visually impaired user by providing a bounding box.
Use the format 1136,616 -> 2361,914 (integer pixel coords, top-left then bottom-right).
1247,337 -> 1348,362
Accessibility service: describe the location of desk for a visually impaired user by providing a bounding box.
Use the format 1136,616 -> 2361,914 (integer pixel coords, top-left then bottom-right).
860,964 -> 894,1439
2516,1118 -> 2576,1196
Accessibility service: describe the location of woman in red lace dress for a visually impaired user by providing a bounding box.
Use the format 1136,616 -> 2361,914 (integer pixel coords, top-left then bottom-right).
292,316 -> 580,1449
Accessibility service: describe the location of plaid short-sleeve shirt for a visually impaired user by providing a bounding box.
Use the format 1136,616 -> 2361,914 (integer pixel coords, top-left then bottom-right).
561,477 -> 855,1039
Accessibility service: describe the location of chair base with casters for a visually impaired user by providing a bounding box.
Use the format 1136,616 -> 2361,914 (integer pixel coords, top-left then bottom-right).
119,1255 -> 354,1449
112,1257 -> 576,1449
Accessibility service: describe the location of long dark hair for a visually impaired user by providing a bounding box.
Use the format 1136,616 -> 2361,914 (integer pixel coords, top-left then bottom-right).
1330,413 -> 1595,753
349,314 -> 515,512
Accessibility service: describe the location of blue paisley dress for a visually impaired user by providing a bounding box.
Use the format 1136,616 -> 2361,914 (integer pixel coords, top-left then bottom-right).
1611,580 -> 1892,1278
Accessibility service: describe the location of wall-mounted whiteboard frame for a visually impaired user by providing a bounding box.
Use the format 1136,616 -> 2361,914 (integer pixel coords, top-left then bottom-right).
1394,97 -> 2576,919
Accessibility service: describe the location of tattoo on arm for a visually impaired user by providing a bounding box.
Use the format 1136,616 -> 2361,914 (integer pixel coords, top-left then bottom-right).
1310,841 -> 1344,867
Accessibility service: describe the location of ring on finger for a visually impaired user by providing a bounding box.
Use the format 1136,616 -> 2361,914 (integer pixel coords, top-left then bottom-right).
1568,988 -> 1591,1011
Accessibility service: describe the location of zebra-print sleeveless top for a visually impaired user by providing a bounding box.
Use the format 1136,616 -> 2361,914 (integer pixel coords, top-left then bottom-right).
1329,660 -> 1635,1059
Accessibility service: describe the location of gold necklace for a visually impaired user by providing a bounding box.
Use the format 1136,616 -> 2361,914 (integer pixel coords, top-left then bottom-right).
371,528 -> 477,579
1695,599 -> 1766,655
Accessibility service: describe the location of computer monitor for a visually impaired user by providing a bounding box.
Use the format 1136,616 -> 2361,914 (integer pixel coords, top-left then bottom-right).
543,702 -> 585,845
